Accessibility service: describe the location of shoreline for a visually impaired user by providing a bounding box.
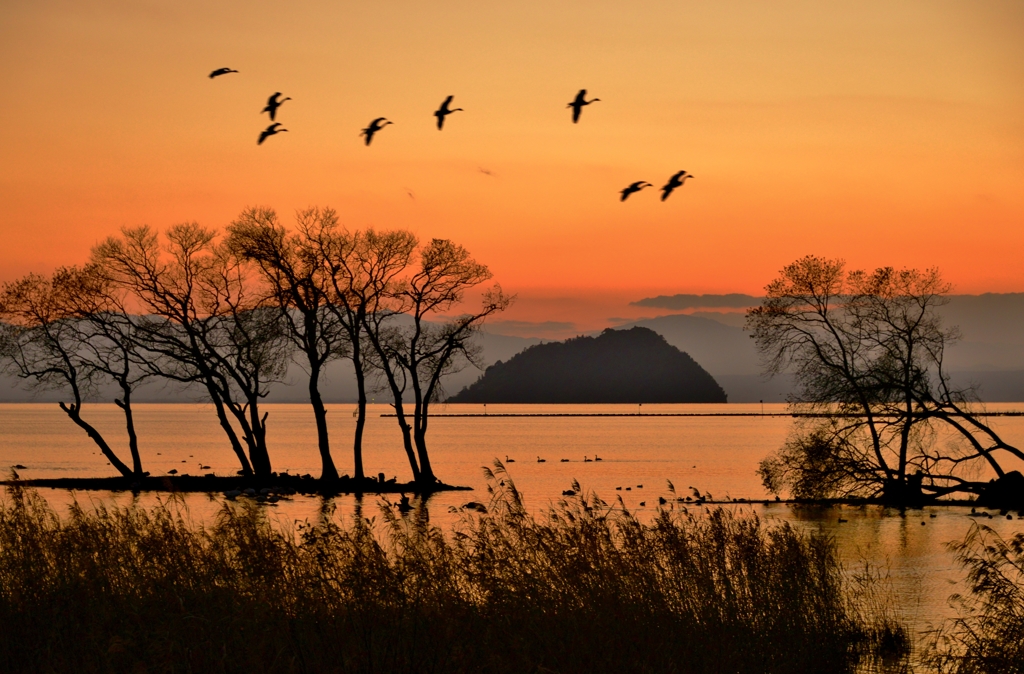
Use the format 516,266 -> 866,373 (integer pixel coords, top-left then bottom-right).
0,477 -> 996,509
0,474 -> 473,496
393,411 -> 1024,417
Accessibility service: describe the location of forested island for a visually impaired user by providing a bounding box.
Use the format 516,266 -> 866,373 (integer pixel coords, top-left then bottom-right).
449,326 -> 727,403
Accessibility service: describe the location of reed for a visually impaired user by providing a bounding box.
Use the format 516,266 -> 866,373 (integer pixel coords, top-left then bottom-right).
926,523 -> 1024,673
0,468 -> 906,673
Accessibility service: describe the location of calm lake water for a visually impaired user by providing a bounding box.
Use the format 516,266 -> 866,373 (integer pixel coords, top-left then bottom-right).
2,401 -> 1024,661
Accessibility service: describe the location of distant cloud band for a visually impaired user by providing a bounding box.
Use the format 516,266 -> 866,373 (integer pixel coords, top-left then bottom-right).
631,294 -> 761,310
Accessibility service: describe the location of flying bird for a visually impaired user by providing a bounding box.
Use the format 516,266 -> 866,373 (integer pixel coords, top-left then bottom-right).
360,117 -> 393,146
434,95 -> 463,130
261,92 -> 291,121
567,88 -> 600,123
209,67 -> 238,79
660,170 -> 694,201
258,122 -> 287,145
620,181 -> 653,201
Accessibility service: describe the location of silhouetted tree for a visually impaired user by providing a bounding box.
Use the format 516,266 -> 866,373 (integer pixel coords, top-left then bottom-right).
227,206 -> 348,480
0,268 -> 143,477
59,264 -> 154,476
94,224 -> 292,478
749,256 -> 1024,503
325,228 -> 417,482
364,238 -> 511,485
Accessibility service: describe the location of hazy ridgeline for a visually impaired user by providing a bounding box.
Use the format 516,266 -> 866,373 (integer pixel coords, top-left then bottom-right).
449,327 -> 727,404
0,474 -> 909,674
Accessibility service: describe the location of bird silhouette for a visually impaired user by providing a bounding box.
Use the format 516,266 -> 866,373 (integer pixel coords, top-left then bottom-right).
360,117 -> 393,146
209,67 -> 239,79
537,456 -> 547,463
258,123 -> 287,145
620,181 -> 653,201
567,89 -> 600,123
434,95 -> 463,130
505,455 -> 515,463
261,92 -> 291,121
660,170 -> 694,201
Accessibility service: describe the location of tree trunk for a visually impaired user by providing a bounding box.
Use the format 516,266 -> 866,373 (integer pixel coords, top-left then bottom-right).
114,384 -> 144,477
208,386 -> 254,476
59,402 -> 134,478
412,392 -> 435,484
308,364 -> 338,480
390,391 -> 420,483
248,404 -> 273,477
352,339 -> 367,481
413,425 -> 435,485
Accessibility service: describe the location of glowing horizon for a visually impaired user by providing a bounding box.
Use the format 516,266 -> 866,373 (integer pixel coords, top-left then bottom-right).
2,1 -> 1022,331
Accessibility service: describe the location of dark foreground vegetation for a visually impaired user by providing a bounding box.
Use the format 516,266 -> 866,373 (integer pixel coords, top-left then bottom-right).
927,524 -> 1024,673
0,475 -> 908,674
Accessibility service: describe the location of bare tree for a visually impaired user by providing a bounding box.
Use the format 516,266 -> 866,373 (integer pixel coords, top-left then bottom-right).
93,224 -> 292,478
749,256 -> 1023,503
0,268 -> 143,477
60,264 -> 154,477
325,228 -> 417,482
363,238 -> 511,485
227,206 -> 349,480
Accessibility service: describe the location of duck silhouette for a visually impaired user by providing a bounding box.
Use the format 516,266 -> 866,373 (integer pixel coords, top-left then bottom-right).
360,117 -> 393,146
660,170 -> 694,201
258,122 -> 287,145
567,89 -> 600,123
620,181 -> 652,201
434,95 -> 463,130
261,92 -> 291,121
209,67 -> 238,79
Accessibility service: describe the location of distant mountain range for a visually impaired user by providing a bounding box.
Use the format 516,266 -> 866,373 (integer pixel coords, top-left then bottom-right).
630,293 -> 761,310
4,293 -> 1024,404
449,327 -> 726,403
619,293 -> 1024,402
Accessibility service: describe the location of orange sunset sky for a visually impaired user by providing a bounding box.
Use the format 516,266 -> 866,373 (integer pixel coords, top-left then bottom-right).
1,1 -> 1022,332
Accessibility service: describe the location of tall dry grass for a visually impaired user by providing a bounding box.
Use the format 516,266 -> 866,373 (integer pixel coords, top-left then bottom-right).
0,467 -> 906,673
927,523 -> 1024,673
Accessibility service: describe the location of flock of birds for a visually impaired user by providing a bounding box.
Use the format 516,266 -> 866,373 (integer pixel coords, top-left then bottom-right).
209,68 -> 695,202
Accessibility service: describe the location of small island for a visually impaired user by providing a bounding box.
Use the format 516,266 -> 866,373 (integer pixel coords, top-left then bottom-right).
449,326 -> 727,403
